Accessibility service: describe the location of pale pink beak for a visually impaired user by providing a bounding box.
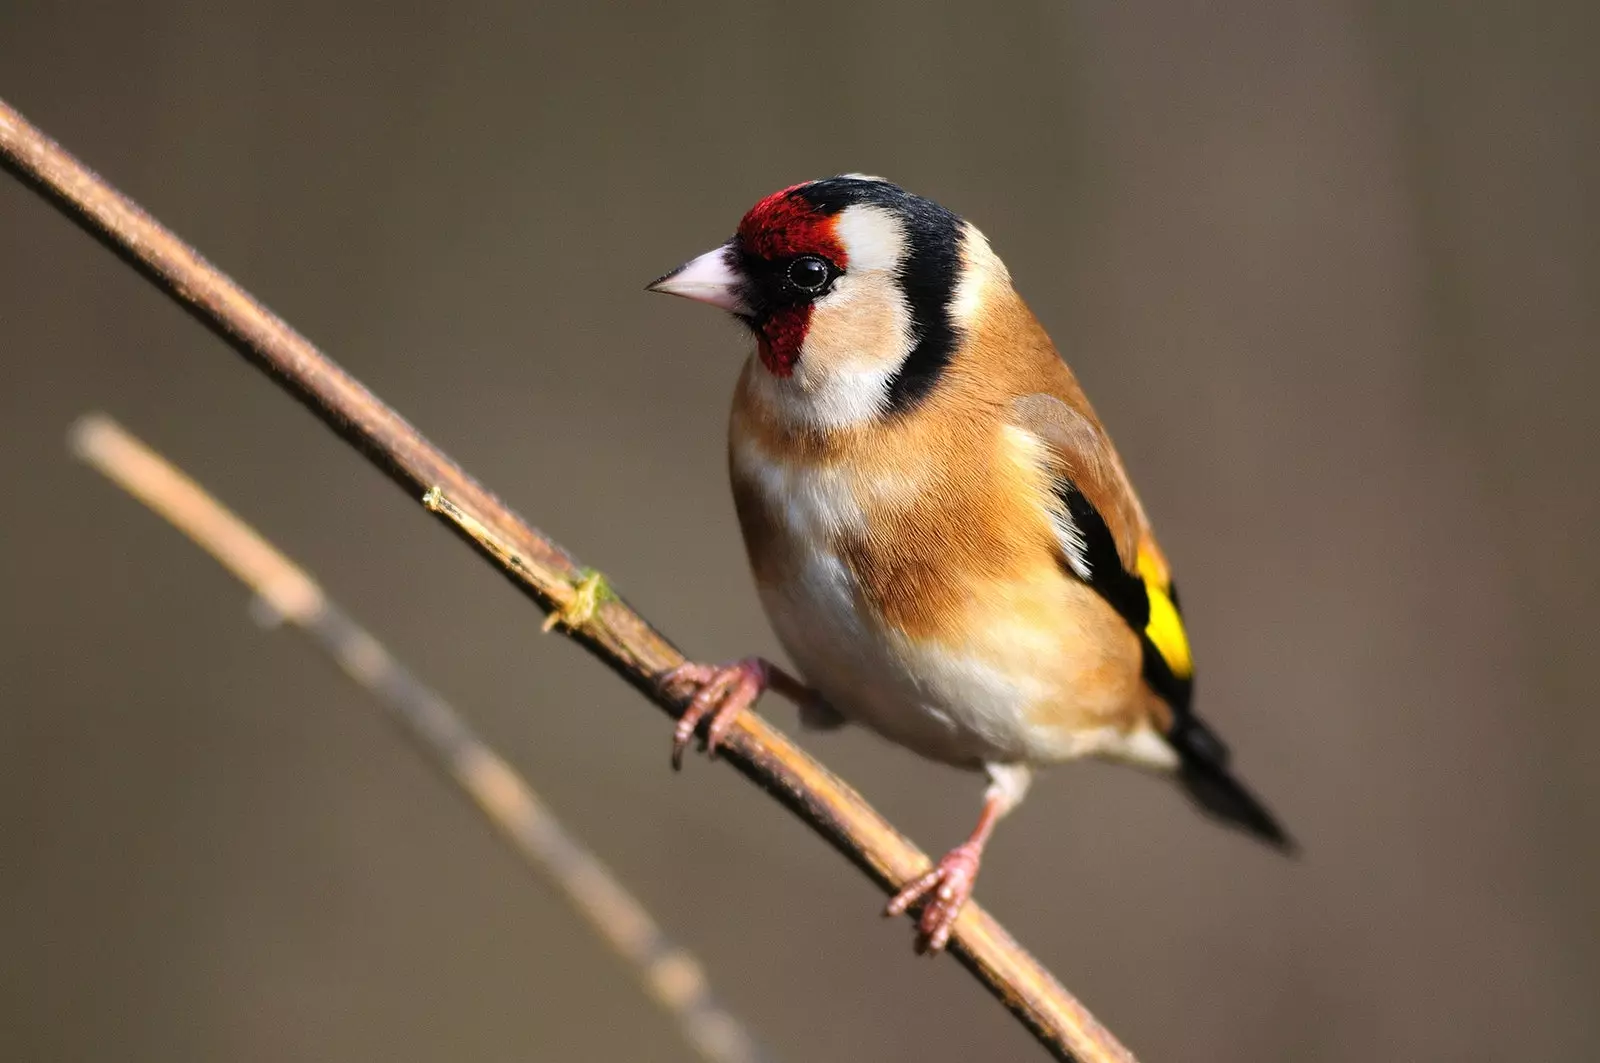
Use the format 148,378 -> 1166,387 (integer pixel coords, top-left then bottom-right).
647,242 -> 750,314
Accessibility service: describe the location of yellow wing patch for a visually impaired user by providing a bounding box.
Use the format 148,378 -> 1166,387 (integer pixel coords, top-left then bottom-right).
1137,548 -> 1193,679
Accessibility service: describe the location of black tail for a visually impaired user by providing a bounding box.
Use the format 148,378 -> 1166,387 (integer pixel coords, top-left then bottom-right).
1168,715 -> 1296,854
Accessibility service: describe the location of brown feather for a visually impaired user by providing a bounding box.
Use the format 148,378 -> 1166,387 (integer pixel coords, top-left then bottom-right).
728,279 -> 1169,749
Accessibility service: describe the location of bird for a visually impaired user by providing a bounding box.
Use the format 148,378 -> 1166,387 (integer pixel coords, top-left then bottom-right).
647,175 -> 1293,953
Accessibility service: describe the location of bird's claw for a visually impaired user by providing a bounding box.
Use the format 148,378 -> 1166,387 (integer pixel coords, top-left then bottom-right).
663,658 -> 770,769
885,841 -> 984,954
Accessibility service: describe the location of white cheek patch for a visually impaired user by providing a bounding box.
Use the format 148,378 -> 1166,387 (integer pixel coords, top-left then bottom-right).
745,285 -> 911,432
747,204 -> 918,432
786,331 -> 903,430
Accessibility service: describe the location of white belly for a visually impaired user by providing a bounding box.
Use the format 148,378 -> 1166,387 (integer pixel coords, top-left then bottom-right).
733,439 -> 1038,766
756,552 -> 1036,766
757,540 -> 1181,771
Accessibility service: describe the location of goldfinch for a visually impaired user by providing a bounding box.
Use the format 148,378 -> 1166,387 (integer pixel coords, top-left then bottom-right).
650,176 -> 1292,952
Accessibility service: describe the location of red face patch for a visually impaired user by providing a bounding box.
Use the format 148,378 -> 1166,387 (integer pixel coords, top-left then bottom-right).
756,307 -> 810,377
737,185 -> 850,264
736,185 -> 851,378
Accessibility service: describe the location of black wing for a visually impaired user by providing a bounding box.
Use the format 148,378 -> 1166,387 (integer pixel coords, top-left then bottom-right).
1051,474 -> 1295,852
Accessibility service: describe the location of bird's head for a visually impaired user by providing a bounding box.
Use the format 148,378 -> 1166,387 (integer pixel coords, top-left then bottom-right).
649,176 -> 1011,428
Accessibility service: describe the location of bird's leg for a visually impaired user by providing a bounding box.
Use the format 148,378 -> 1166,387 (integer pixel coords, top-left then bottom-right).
884,802 -> 1001,954
886,764 -> 1032,953
661,656 -> 819,768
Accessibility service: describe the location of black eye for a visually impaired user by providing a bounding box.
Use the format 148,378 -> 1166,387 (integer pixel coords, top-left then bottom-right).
786,255 -> 832,293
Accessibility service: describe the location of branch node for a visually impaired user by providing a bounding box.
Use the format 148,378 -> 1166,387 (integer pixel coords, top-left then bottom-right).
544,568 -> 612,633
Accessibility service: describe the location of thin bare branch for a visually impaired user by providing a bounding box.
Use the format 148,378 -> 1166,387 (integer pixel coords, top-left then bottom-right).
3,94 -> 1137,1063
70,413 -> 774,1063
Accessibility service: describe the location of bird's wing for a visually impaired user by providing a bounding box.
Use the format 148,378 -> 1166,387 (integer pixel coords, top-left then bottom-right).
1007,392 -> 1194,709
1009,391 -> 1295,851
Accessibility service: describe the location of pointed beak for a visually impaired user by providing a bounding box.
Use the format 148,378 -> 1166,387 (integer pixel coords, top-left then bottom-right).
647,241 -> 750,314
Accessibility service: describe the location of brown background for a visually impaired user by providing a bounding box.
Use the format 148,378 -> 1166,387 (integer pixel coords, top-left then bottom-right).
3,3 -> 1596,1061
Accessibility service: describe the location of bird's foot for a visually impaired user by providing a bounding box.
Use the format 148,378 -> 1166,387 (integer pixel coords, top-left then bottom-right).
885,841 -> 984,954
662,657 -> 771,769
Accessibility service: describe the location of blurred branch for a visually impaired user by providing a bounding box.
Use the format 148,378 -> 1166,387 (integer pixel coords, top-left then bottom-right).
2,95 -> 1136,1063
70,413 -> 773,1063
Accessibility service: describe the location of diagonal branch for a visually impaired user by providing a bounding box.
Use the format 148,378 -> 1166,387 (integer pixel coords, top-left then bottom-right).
1,95 -> 1136,1063
73,413 -> 774,1063
71,414 -> 776,1063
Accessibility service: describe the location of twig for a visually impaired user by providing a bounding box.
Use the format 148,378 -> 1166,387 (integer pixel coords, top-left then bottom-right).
2,94 -> 1137,1063
70,413 -> 774,1063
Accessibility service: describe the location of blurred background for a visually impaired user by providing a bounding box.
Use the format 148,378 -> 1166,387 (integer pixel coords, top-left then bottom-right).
3,3 -> 1597,1060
